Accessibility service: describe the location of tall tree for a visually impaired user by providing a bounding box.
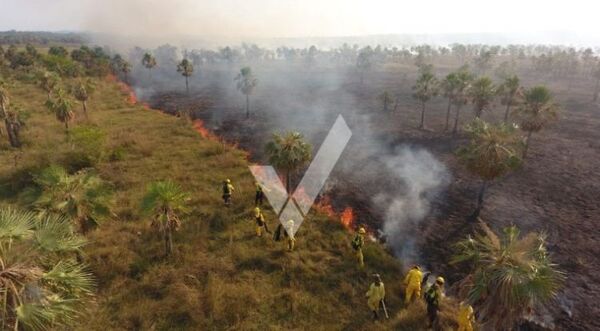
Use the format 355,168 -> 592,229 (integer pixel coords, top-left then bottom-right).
265,132 -> 312,194
234,66 -> 258,118
412,66 -> 439,129
457,119 -> 522,219
177,58 -> 194,93
72,78 -> 95,118
142,52 -> 157,81
453,222 -> 563,330
452,68 -> 474,133
46,89 -> 75,134
36,70 -> 60,101
469,76 -> 496,119
441,72 -> 459,131
28,165 -> 113,232
141,180 -> 190,256
515,86 -> 559,159
0,207 -> 94,330
497,75 -> 522,124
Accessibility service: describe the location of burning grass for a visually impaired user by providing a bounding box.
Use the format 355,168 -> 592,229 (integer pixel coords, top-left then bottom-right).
192,119 -> 215,139
106,74 -> 138,105
314,196 -> 368,234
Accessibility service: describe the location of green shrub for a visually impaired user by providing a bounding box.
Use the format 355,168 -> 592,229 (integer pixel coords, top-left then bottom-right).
109,145 -> 127,161
42,54 -> 83,77
66,126 -> 106,168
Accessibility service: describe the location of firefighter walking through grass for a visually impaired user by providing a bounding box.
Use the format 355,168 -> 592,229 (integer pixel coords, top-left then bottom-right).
366,274 -> 386,320
255,182 -> 264,206
404,265 -> 423,304
222,179 -> 234,206
284,219 -> 296,251
425,276 -> 445,330
253,207 -> 270,237
352,227 -> 366,268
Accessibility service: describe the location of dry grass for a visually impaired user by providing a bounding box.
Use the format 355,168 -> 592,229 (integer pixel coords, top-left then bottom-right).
0,71 -> 462,330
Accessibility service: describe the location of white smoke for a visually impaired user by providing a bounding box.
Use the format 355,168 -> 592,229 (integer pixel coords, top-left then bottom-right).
372,146 -> 450,263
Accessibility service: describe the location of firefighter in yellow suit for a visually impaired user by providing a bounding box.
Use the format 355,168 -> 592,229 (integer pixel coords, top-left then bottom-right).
457,301 -> 475,331
403,265 -> 423,304
285,219 -> 296,251
366,274 -> 385,320
254,207 -> 266,237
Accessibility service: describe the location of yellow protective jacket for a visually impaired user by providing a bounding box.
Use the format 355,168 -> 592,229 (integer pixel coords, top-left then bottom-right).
458,303 -> 474,324
255,213 -> 265,225
366,282 -> 385,310
404,268 -> 423,287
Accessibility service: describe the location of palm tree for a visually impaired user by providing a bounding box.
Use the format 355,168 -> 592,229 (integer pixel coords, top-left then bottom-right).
36,71 -> 60,101
515,86 -> 559,159
0,81 -> 24,147
452,68 -> 474,133
72,78 -> 95,118
141,180 -> 190,256
441,72 -> 459,131
452,221 -> 563,330
457,119 -> 522,219
28,165 -> 113,232
0,207 -> 94,330
234,66 -> 258,118
177,59 -> 194,93
412,67 -> 439,129
497,75 -> 522,123
1,107 -> 24,148
46,89 -> 75,133
469,76 -> 496,119
142,52 -> 157,82
265,132 -> 312,194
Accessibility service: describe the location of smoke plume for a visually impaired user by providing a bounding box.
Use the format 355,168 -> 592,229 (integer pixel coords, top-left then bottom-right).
372,146 -> 450,263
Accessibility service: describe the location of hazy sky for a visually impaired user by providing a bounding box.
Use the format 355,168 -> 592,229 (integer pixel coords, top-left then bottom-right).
1,0 -> 599,40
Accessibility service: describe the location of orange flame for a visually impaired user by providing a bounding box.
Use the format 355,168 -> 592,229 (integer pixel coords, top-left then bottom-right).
314,196 -> 336,218
192,119 -> 215,139
340,207 -> 354,230
314,196 -> 361,232
106,74 -> 138,105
